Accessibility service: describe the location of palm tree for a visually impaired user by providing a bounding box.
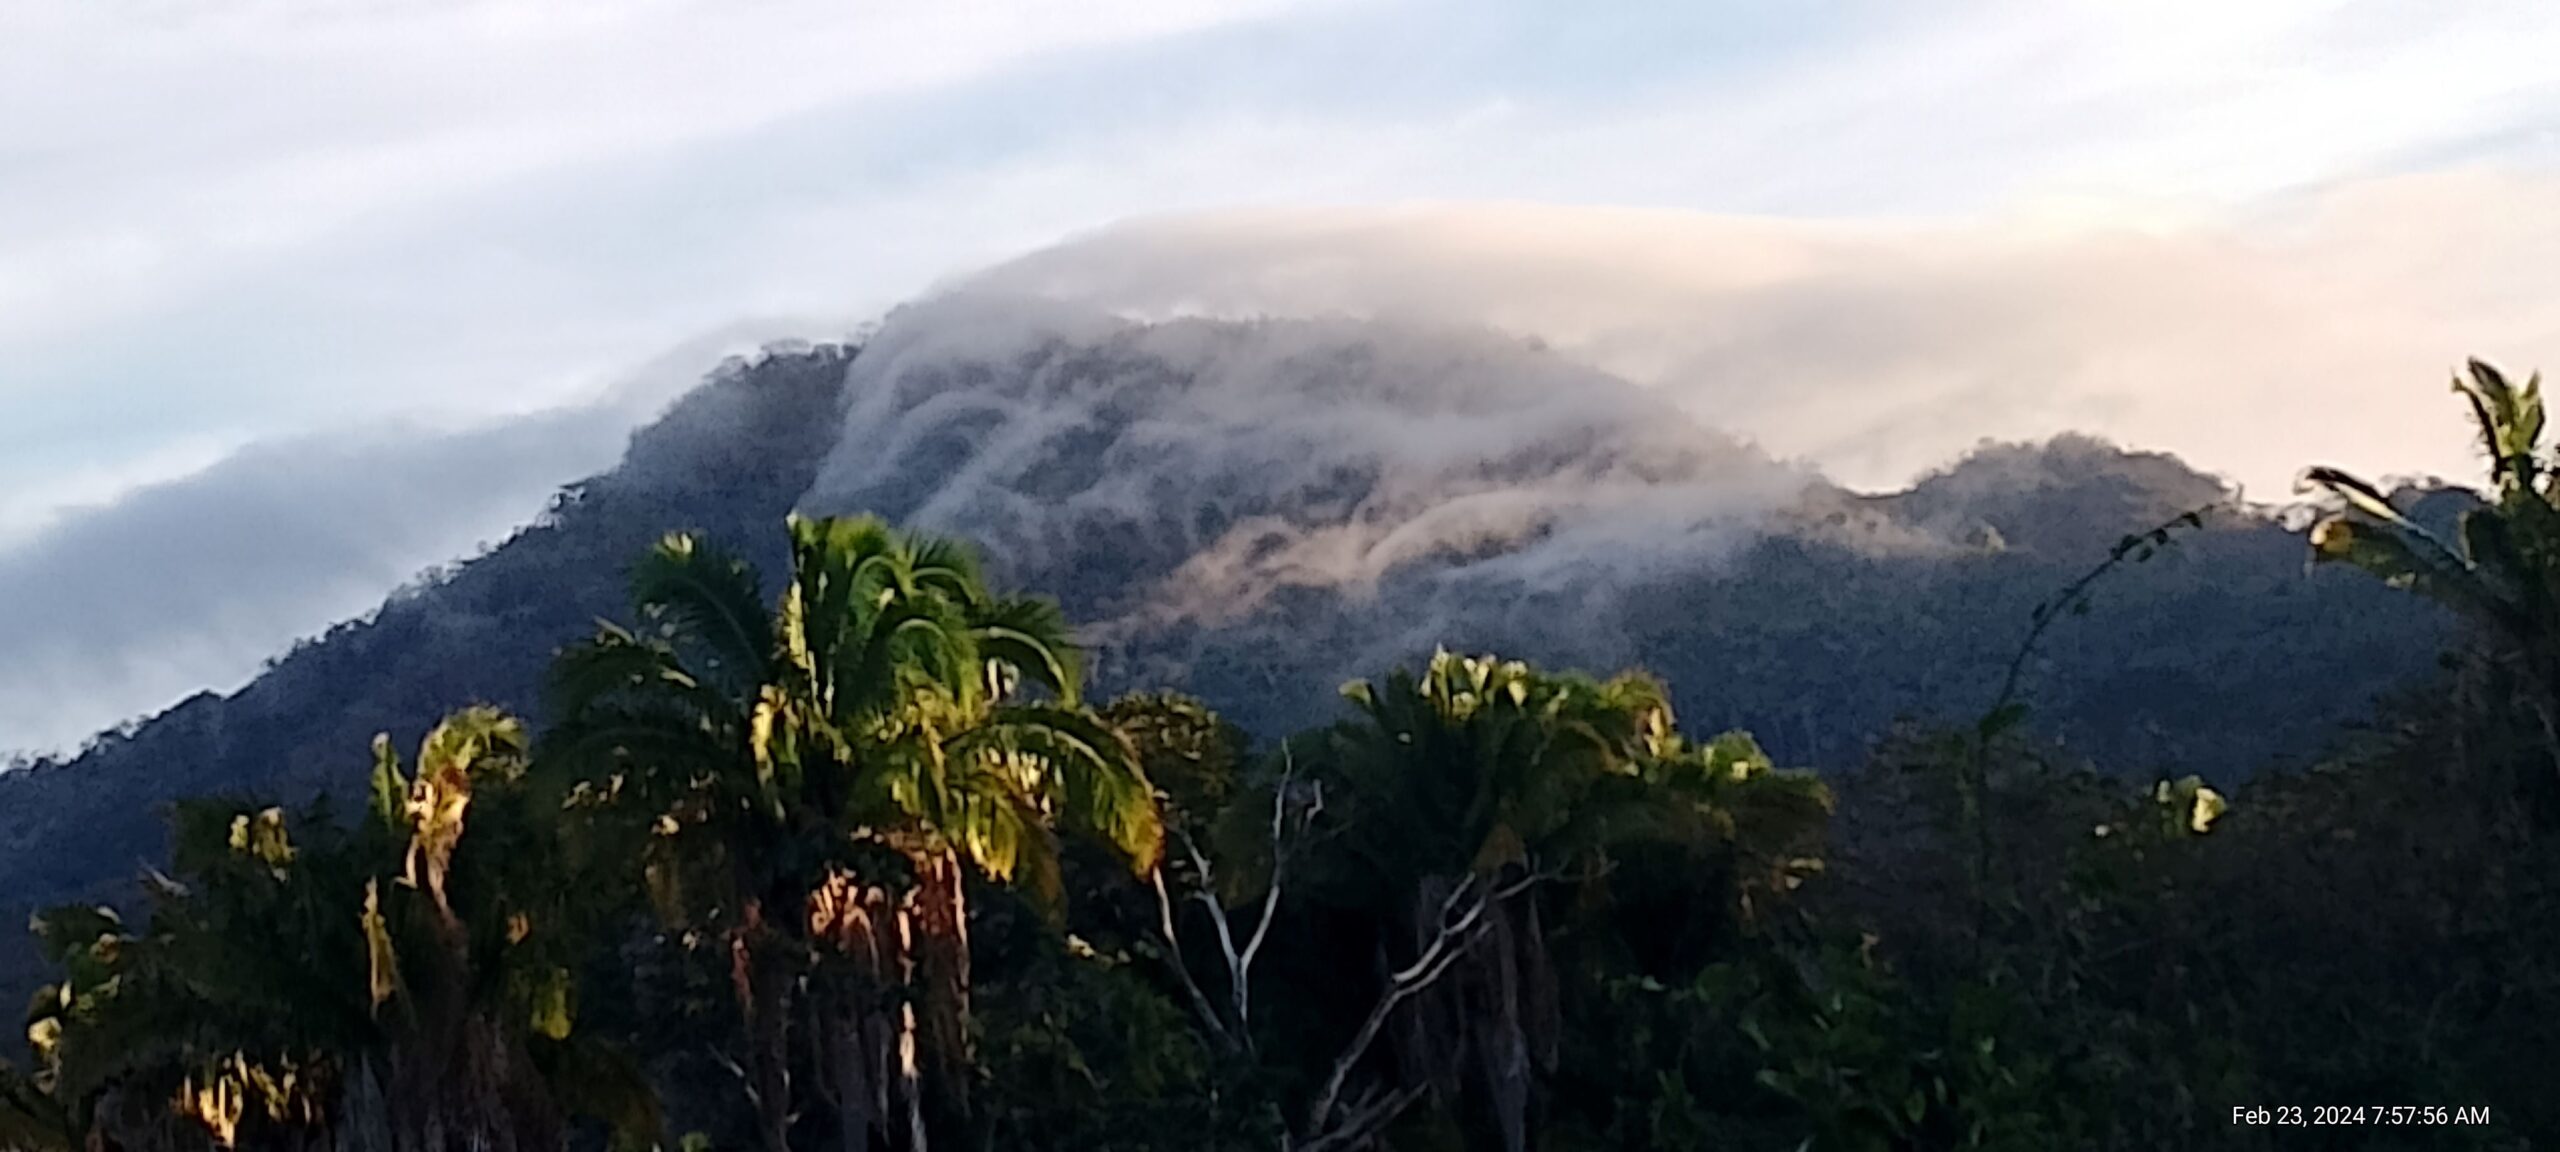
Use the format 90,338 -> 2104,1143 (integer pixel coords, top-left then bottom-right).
0,1067 -> 68,1152
1310,650 -> 1827,1152
544,514 -> 1160,1152
2300,358 -> 2560,779
19,709 -> 650,1152
24,811 -> 371,1151
358,707 -> 659,1152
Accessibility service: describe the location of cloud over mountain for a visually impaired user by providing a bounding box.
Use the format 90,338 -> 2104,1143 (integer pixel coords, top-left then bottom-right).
965,175 -> 2560,496
791,299 -> 2429,759
0,324 -> 2447,1008
801,298 -> 1887,700
0,325 -> 812,754
11,175 -> 2548,752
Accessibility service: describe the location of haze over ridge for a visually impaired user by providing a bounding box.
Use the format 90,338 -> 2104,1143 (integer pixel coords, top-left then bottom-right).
960,176 -> 2560,497
7,172 -> 2558,752
8,0 -> 2557,754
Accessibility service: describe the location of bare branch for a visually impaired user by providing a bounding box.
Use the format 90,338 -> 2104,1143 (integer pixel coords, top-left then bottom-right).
1489,863 -> 1551,903
1151,866 -> 1235,1052
1297,863 -> 1561,1145
1184,827 -> 1249,981
1232,745 -> 1299,1028
1295,1084 -> 1426,1152
1308,874 -> 1488,1137
1163,745 -> 1322,1050
1171,822 -> 1268,1056
1265,743 -> 1297,848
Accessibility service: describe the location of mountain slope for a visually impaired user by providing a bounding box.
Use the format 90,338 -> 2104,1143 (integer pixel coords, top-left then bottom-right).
806,299 -> 2446,767
0,308 -> 2451,1002
0,343 -> 855,992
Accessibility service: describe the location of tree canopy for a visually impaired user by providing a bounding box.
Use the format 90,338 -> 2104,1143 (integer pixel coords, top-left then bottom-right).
6,358 -> 2557,1150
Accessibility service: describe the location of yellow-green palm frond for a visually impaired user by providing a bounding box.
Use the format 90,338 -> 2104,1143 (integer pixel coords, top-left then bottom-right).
2453,358 -> 2546,498
968,703 -> 1161,874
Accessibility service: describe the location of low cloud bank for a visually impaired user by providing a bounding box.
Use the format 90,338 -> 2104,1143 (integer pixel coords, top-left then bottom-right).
0,324 -> 818,755
965,174 -> 2560,496
0,414 -> 608,755
21,175 -> 2555,752
802,296 -> 1947,706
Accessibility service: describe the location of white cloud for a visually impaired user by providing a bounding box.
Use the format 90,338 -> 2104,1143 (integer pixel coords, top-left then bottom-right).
804,298 -> 1830,686
964,171 -> 2560,497
0,0 -> 1313,345
0,0 -> 1321,538
3,0 -> 2558,748
0,435 -> 243,547
0,320 -> 810,753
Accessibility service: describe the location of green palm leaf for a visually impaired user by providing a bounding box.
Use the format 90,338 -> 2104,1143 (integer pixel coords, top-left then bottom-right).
631,532 -> 775,694
971,596 -> 1083,703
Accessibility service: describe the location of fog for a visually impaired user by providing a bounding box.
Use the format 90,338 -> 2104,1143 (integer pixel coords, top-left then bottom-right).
17,177 -> 2556,752
963,173 -> 2560,496
799,295 -> 1958,706
0,323 -> 819,755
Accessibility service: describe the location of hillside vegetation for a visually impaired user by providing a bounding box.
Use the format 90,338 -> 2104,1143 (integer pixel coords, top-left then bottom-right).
0,335 -> 2533,1151
0,322 -> 2442,949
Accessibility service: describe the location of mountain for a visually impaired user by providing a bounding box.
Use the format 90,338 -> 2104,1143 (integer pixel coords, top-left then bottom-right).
0,301 -> 2450,999
797,296 -> 2445,766
0,344 -> 854,996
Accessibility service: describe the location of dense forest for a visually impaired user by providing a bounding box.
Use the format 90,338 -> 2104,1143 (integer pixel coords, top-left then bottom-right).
2,349 -> 2553,1150
0,318 -> 2446,1003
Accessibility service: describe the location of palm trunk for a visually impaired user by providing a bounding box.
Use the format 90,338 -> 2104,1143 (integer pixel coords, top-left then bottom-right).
815,870 -> 940,1152
824,997 -> 875,1152
910,850 -> 973,1140
377,902 -> 563,1152
1384,875 -> 1553,1152
750,949 -> 795,1152
388,1012 -> 557,1152
732,901 -> 795,1152
869,892 -> 932,1152
802,848 -> 972,1152
335,1057 -> 392,1152
1475,900 -> 1530,1152
1393,875 -> 1466,1104
895,999 -> 927,1152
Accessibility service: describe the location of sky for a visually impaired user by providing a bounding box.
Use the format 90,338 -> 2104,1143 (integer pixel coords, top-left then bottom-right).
3,0 -> 2558,751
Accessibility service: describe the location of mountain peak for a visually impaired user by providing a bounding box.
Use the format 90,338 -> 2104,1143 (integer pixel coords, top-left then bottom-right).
1884,434 -> 2234,557
805,301 -> 1819,631
0,316 -> 2451,1006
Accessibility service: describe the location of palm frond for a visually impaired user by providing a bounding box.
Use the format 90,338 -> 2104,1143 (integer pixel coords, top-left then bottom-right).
417,707 -> 528,784
367,735 -> 408,838
2454,358 -> 2545,496
546,626 -> 729,718
0,1061 -> 73,1152
535,699 -> 738,803
941,763 -> 1056,894
958,704 -> 1162,874
835,600 -> 977,724
630,533 -> 775,692
969,595 -> 1083,703
2297,466 -> 2473,565
2309,516 -> 2516,628
902,532 -> 990,609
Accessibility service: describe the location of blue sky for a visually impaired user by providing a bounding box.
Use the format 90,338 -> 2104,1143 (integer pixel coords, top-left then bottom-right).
3,0 -> 2558,750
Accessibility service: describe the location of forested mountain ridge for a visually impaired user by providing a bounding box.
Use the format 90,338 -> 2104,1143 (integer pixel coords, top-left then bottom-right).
794,305 -> 2445,767
0,345 -> 855,994
11,311 -> 2549,1152
0,314 -> 2449,1013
